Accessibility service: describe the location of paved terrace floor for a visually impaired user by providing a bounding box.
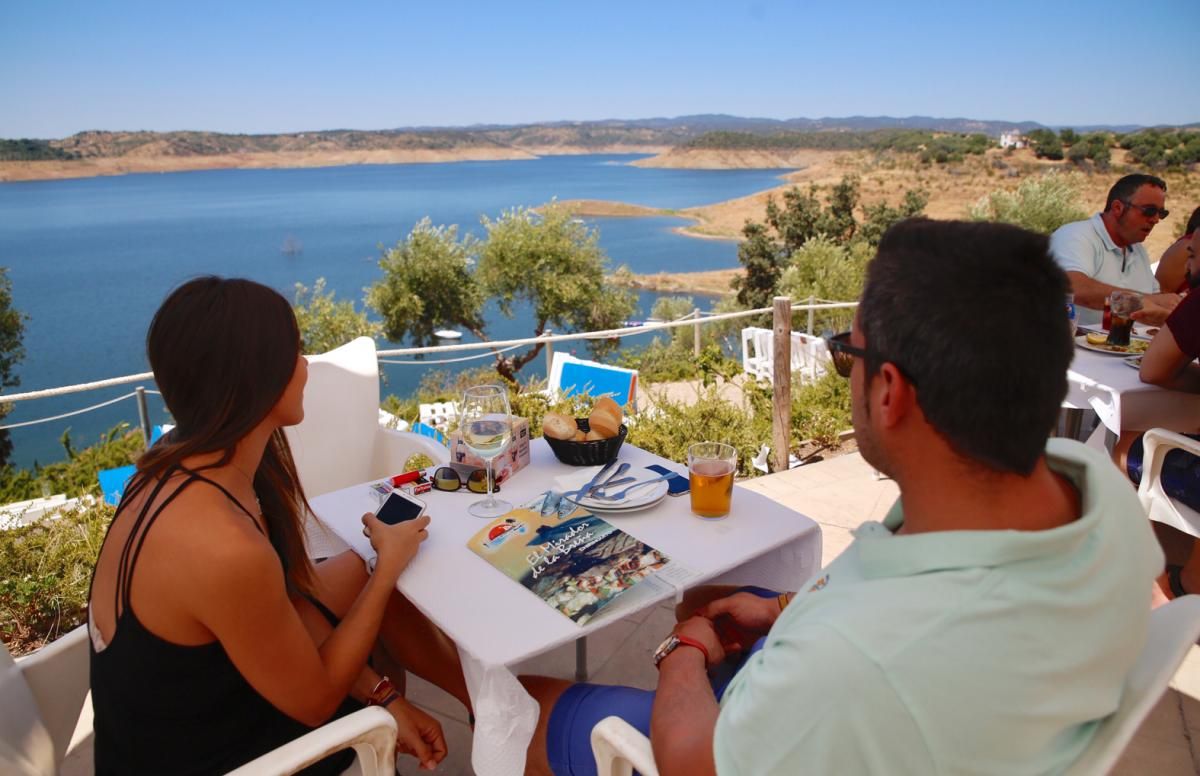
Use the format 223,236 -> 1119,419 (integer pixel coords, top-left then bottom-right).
62,452 -> 1200,775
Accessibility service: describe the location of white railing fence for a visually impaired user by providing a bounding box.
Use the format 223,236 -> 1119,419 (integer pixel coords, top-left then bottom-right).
0,297 -> 857,470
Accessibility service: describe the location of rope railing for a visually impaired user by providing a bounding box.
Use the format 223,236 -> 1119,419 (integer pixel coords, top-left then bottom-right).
0,299 -> 859,439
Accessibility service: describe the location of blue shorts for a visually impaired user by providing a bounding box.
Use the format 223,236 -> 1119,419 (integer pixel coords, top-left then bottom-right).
545,586 -> 776,776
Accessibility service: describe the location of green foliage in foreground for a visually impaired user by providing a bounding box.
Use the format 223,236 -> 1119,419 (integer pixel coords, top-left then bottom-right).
0,501 -> 114,654
968,172 -> 1088,235
0,425 -> 145,505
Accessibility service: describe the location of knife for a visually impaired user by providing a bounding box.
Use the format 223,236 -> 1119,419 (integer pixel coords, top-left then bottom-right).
564,459 -> 620,501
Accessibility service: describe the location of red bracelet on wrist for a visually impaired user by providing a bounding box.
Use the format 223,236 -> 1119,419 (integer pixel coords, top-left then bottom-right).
674,634 -> 711,664
367,676 -> 397,706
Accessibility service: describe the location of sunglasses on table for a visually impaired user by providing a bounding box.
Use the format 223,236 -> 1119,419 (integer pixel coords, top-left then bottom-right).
432,466 -> 500,494
1123,201 -> 1169,219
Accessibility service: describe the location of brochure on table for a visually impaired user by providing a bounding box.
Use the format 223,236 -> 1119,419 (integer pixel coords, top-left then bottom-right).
467,492 -> 698,626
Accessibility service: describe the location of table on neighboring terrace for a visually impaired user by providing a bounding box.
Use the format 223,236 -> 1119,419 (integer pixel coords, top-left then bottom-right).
309,440 -> 822,776
1065,342 -> 1200,442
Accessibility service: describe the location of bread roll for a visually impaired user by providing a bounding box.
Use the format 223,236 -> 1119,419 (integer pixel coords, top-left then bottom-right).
574,429 -> 588,442
588,398 -> 623,439
543,412 -> 578,441
585,429 -> 606,442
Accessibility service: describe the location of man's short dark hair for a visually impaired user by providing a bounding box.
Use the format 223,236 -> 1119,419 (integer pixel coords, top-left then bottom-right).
859,219 -> 1073,475
1105,173 -> 1167,212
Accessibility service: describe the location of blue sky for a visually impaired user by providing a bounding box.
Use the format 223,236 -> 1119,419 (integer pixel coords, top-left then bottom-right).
2,0 -> 1196,138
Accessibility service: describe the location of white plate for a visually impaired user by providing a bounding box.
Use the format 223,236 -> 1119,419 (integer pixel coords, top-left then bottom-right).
574,479 -> 671,513
1124,355 -> 1143,369
1074,334 -> 1149,356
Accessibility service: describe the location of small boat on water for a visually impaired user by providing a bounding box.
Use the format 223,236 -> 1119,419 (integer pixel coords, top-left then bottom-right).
434,329 -> 463,340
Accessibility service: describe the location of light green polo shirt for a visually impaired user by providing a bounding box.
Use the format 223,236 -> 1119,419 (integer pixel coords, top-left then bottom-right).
1050,213 -> 1159,327
713,439 -> 1163,775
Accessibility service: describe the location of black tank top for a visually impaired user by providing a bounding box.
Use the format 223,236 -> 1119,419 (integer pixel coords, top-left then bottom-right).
88,466 -> 355,775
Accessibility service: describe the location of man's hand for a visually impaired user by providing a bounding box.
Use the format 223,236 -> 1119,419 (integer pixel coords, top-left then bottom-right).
1132,293 -> 1182,326
673,616 -> 726,667
385,695 -> 447,771
697,591 -> 782,652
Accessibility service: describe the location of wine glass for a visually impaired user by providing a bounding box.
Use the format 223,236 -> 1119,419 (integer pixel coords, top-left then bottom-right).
459,384 -> 513,518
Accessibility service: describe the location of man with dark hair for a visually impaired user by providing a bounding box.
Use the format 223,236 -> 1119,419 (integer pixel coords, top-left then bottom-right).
1051,172 -> 1180,326
518,219 -> 1162,776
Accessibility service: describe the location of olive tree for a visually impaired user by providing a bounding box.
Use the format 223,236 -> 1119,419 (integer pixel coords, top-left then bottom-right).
0,270 -> 26,467
368,207 -> 635,383
293,277 -> 381,355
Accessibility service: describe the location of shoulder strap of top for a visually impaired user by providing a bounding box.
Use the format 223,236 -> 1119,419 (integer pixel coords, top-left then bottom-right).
114,466 -> 264,614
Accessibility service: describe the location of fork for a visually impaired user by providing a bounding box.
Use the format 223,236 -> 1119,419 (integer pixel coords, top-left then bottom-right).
590,472 -> 676,501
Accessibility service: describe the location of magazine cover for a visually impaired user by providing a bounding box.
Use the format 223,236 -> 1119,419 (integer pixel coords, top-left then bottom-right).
467,492 -> 670,625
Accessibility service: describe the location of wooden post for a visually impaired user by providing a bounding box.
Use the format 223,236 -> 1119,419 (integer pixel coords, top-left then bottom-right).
772,296 -> 792,473
693,308 -> 702,357
135,386 -> 152,446
807,295 -> 815,335
544,327 -> 554,377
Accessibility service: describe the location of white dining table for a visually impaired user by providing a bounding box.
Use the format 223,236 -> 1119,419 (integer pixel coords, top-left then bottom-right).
1066,343 -> 1200,439
308,439 -> 823,776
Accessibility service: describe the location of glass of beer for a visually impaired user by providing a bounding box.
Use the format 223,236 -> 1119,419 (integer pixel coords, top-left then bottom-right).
1107,290 -> 1143,347
688,442 -> 736,518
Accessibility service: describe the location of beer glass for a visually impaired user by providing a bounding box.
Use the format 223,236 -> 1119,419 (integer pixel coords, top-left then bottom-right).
688,442 -> 736,518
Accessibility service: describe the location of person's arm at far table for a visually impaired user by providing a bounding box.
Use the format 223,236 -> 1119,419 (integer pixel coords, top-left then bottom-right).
650,617 -> 725,776
1141,324 -> 1200,392
1065,271 -> 1180,325
1133,293 -> 1182,326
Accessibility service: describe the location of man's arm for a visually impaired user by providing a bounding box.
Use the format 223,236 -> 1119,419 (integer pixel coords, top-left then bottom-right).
1066,271 -> 1179,325
1141,320 -> 1200,392
650,617 -> 724,776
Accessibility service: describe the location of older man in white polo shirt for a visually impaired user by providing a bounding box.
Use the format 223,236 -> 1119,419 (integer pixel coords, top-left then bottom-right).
1051,173 -> 1180,326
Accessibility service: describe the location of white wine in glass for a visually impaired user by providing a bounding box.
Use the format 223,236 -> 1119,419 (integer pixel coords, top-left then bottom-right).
459,385 -> 513,518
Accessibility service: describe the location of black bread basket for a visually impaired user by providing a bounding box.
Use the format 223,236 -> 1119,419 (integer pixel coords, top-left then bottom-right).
545,418 -> 627,466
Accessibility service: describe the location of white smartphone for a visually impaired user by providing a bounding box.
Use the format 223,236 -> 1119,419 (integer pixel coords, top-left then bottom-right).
374,491 -> 427,525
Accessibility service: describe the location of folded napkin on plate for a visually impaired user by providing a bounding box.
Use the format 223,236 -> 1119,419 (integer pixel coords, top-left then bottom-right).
552,466 -> 662,508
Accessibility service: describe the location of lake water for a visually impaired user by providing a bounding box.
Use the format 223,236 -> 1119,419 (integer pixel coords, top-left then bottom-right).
0,154 -> 787,467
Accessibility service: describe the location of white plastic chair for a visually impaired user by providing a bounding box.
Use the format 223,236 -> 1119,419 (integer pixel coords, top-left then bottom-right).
1136,428 -> 1200,538
1064,596 -> 1200,775
1,626 -> 90,775
285,337 -> 449,558
417,400 -> 458,430
0,625 -> 399,776
546,351 -> 639,411
286,337 -> 449,499
590,597 -> 1200,776
225,706 -> 398,776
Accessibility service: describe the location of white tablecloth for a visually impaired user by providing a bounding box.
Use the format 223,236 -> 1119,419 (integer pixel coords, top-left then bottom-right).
1066,346 -> 1200,435
309,440 -> 822,776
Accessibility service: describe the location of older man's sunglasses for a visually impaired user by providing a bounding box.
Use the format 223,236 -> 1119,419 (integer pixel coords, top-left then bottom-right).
1124,201 -> 1169,219
432,466 -> 499,494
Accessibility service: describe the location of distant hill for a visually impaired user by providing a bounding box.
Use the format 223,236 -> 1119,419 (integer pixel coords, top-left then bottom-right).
10,114 -> 1194,161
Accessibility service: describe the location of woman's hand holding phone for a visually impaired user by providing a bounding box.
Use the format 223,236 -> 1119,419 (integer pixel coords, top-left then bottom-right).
361,512 -> 430,581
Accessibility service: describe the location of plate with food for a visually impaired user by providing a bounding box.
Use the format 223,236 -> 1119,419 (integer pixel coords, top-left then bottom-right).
1124,355 -> 1143,369
1075,333 -> 1151,355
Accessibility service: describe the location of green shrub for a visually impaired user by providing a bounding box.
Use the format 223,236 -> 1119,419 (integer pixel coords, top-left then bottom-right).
0,424 -> 145,503
0,501 -> 114,654
791,371 -> 853,447
968,172 -> 1087,234
625,386 -> 769,477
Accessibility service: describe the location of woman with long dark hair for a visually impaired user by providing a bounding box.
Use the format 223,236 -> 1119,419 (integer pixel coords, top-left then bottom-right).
87,277 -> 469,774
